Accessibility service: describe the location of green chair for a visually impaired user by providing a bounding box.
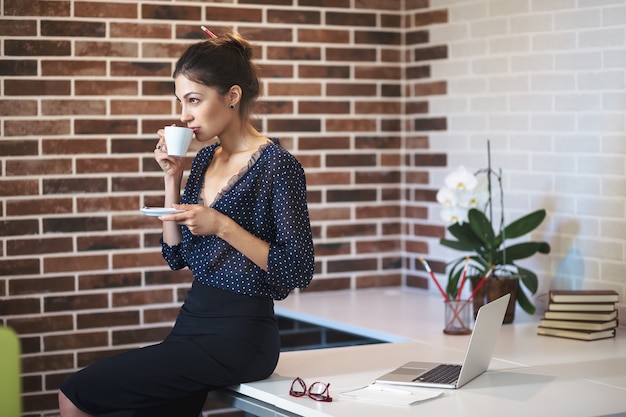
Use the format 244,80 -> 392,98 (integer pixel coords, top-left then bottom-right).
0,326 -> 22,417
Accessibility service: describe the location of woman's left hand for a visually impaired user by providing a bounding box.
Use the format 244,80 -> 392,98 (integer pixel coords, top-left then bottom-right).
159,204 -> 227,236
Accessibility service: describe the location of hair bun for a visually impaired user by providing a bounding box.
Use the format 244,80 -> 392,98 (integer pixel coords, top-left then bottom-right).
225,32 -> 253,60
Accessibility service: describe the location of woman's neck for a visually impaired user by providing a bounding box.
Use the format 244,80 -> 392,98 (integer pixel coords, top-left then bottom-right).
218,124 -> 267,155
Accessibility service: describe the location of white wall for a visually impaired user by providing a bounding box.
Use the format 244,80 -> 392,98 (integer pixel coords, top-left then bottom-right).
424,0 -> 626,309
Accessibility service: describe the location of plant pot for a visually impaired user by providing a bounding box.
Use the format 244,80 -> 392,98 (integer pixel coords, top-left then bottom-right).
470,275 -> 519,324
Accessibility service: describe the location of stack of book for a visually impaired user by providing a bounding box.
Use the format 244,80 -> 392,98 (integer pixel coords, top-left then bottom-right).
538,290 -> 619,341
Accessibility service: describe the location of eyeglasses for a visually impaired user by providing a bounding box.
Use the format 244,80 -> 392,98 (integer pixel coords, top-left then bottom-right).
289,377 -> 333,402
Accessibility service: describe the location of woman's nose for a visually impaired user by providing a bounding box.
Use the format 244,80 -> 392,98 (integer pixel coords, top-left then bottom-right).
180,107 -> 192,124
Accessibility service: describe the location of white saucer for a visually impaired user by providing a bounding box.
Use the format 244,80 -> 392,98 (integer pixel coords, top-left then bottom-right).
140,207 -> 185,216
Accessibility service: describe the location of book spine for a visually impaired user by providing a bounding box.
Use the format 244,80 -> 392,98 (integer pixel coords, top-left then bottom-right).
537,327 -> 616,341
547,303 -> 616,312
539,319 -> 617,331
549,290 -> 619,304
543,310 -> 617,322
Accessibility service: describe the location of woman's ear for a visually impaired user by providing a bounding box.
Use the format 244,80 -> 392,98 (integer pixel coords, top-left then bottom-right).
228,85 -> 242,107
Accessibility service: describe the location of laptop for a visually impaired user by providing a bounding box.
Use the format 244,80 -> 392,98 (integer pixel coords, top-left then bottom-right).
374,293 -> 510,389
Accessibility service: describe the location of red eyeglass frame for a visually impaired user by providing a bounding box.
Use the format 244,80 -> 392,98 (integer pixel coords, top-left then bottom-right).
289,377 -> 333,402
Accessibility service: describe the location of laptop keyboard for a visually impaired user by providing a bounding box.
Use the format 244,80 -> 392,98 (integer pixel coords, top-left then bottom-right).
414,364 -> 461,384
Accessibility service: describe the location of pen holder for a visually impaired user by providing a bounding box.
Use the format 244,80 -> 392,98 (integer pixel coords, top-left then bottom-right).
443,301 -> 472,335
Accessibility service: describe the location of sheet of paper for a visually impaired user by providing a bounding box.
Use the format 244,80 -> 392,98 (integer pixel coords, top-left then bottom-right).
339,384 -> 444,406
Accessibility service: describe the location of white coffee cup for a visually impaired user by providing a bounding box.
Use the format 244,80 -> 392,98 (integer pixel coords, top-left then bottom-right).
164,126 -> 193,156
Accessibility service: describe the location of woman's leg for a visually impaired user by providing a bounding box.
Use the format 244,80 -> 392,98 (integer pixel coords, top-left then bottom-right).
58,390 -> 93,417
131,387 -> 210,417
58,336 -> 231,417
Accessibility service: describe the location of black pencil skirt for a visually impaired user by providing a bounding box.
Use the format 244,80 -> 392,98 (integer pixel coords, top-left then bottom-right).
60,283 -> 280,417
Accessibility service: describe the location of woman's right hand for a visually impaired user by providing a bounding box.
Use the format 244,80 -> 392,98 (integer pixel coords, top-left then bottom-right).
154,126 -> 184,178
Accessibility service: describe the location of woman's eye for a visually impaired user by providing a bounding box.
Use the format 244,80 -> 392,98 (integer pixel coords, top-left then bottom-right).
189,98 -> 200,104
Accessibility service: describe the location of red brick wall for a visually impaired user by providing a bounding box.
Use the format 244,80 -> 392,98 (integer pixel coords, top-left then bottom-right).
0,1 -> 447,415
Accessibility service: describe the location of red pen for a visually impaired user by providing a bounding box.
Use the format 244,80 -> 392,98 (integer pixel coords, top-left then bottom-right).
201,26 -> 217,38
456,255 -> 470,301
419,257 -> 450,302
465,265 -> 495,302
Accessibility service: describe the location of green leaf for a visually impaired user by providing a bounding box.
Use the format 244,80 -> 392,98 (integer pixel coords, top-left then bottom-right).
467,209 -> 496,249
515,286 -> 536,315
445,257 -> 465,298
500,242 -> 550,261
516,265 -> 539,294
440,238 -> 473,252
537,242 -> 551,254
445,222 -> 484,251
503,209 -> 546,239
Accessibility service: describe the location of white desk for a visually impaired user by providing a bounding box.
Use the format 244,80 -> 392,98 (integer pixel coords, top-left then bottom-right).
210,288 -> 626,417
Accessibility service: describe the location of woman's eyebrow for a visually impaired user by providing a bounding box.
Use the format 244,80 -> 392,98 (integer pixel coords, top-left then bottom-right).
174,92 -> 200,101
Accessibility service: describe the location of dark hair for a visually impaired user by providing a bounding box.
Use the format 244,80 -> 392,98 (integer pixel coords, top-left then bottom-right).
173,32 -> 259,122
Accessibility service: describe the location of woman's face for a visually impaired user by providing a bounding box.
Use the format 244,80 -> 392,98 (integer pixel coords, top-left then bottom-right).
174,74 -> 233,142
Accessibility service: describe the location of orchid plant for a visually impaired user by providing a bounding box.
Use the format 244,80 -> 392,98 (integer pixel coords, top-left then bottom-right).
436,151 -> 550,315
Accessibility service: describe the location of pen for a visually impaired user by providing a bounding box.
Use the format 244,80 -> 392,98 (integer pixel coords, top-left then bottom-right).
419,257 -> 450,302
201,25 -> 217,38
456,255 -> 470,301
465,265 -> 494,302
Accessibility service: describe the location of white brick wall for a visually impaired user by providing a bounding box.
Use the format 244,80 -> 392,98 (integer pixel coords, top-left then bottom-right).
426,0 -> 626,308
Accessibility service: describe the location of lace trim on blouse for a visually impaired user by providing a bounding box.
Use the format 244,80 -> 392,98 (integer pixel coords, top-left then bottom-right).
199,141 -> 272,207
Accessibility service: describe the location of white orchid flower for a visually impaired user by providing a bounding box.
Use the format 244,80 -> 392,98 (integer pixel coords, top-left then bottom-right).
444,166 -> 477,191
471,177 -> 490,208
441,206 -> 469,225
438,166 -> 488,224
436,186 -> 457,206
456,189 -> 478,209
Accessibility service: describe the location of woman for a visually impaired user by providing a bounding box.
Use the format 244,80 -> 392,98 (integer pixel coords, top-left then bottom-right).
58,31 -> 315,417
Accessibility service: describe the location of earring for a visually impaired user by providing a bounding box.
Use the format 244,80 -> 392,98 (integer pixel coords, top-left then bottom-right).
229,103 -> 236,110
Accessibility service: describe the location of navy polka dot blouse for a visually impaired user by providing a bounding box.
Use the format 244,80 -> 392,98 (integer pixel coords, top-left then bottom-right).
160,139 -> 315,300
